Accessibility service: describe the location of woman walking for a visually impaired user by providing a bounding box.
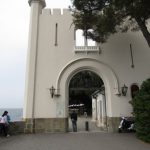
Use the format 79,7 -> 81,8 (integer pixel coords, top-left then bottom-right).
0,111 -> 10,137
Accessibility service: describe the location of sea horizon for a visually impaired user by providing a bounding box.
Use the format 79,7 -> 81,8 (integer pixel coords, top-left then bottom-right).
0,107 -> 23,109
0,108 -> 23,121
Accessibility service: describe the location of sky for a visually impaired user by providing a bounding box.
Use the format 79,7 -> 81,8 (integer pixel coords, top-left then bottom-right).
0,0 -> 71,108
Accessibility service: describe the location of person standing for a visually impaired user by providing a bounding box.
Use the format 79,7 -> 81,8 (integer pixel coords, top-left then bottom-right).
70,110 -> 78,132
0,111 -> 10,137
84,111 -> 88,118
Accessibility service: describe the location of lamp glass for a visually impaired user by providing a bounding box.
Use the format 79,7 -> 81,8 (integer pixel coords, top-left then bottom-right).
121,84 -> 128,96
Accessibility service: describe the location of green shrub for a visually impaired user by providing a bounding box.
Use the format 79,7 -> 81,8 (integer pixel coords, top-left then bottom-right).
132,78 -> 150,143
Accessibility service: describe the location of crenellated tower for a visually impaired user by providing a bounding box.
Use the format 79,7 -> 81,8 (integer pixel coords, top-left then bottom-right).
24,0 -> 46,133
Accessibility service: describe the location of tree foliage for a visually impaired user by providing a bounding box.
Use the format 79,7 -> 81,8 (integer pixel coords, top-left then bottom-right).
132,78 -> 150,143
69,70 -> 103,88
71,0 -> 150,46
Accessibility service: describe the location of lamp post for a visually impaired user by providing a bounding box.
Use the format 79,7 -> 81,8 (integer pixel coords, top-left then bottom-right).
121,84 -> 128,96
49,86 -> 55,98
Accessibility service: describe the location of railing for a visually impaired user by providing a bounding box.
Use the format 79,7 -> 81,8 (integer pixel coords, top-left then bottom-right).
74,46 -> 101,54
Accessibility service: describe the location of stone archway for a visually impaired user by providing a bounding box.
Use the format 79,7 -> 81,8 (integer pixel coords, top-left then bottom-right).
55,58 -> 119,131
68,70 -> 105,132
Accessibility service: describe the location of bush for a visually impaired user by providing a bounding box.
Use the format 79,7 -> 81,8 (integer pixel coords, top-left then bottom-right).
132,78 -> 150,143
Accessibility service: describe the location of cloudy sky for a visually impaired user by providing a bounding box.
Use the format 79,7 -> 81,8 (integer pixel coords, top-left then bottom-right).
0,0 -> 71,108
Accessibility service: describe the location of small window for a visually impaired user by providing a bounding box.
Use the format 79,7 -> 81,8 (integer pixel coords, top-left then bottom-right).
87,29 -> 95,46
75,29 -> 84,46
131,84 -> 139,99
55,23 -> 58,46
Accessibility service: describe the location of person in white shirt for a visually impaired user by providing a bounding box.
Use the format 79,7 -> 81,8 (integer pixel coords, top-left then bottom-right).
0,111 -> 10,137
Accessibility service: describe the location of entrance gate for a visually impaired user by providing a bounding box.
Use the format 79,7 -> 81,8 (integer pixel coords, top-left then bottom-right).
56,58 -> 120,132
68,70 -> 104,132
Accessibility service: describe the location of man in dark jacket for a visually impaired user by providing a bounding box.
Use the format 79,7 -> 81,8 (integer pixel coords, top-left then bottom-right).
70,110 -> 78,132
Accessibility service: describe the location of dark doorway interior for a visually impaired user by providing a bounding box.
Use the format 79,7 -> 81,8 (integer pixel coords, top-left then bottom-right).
69,70 -> 104,117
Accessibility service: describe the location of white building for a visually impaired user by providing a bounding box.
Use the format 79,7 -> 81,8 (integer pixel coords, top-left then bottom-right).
23,0 -> 150,133
92,89 -> 107,129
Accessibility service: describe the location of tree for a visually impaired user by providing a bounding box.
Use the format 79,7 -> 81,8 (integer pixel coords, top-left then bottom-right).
132,78 -> 150,143
71,0 -> 150,47
69,70 -> 103,88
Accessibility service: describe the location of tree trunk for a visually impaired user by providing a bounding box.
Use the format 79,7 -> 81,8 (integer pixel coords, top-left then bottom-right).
135,17 -> 150,47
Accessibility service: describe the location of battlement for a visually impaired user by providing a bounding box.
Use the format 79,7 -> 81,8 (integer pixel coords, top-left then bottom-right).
42,8 -> 71,16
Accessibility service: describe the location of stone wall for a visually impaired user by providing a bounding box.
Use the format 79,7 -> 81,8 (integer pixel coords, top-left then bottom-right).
3,118 -> 120,134
9,121 -> 25,135
107,117 -> 121,132
24,118 -> 68,133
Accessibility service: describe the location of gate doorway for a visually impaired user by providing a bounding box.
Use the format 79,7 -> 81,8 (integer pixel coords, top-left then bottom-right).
68,70 -> 105,132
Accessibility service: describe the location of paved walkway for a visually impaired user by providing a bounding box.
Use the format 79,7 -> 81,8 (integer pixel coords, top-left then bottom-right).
69,117 -> 104,132
0,118 -> 150,150
0,132 -> 150,150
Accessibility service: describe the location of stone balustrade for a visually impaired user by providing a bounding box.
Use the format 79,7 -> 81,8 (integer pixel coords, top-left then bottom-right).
74,46 -> 101,54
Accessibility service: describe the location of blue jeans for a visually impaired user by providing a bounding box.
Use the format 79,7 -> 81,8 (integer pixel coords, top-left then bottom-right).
72,120 -> 77,132
0,123 -> 8,136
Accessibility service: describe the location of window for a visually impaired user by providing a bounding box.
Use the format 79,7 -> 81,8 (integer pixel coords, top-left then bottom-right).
75,29 -> 84,46
131,84 -> 139,99
75,29 -> 96,46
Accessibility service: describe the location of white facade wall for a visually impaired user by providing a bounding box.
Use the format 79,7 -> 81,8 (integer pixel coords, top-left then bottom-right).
24,1 -> 150,121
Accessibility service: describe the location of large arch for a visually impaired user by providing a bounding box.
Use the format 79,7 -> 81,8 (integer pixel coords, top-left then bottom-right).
55,58 -> 120,119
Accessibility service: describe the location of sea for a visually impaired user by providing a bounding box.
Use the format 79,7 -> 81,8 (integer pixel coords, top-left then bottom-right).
0,108 -> 23,121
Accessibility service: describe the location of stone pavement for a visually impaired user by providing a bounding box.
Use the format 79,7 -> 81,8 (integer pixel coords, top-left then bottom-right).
0,132 -> 150,150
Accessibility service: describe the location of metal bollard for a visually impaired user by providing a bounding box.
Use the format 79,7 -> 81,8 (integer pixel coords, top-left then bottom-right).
85,121 -> 89,131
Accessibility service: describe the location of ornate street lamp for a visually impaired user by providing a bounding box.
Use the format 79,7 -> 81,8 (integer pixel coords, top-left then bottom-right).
121,84 -> 128,96
49,86 -> 55,98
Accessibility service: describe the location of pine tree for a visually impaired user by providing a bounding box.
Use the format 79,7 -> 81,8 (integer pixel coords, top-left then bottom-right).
132,78 -> 150,142
71,0 -> 150,47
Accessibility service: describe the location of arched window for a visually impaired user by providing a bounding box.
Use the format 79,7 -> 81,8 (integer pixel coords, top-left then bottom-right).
87,29 -> 95,46
75,29 -> 84,46
75,29 -> 96,46
131,84 -> 139,99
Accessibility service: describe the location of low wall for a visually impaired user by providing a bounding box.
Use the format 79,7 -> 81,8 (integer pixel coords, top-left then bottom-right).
9,121 -> 25,134
107,117 -> 121,132
6,117 -> 121,134
24,118 -> 68,133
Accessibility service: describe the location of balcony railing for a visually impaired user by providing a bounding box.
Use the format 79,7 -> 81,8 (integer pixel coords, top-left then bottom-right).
74,46 -> 101,54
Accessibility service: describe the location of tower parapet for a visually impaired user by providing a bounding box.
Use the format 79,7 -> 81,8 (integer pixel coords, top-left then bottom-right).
28,0 -> 46,8
42,9 -> 71,16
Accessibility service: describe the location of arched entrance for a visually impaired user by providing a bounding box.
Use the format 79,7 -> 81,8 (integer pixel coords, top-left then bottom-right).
56,58 -> 120,132
68,70 -> 105,132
